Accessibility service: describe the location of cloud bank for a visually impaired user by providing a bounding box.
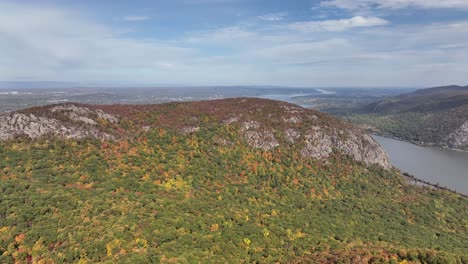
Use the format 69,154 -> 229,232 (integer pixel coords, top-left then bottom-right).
0,1 -> 467,87
289,16 -> 389,32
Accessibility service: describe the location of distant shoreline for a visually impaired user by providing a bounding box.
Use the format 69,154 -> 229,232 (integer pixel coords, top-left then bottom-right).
371,133 -> 468,153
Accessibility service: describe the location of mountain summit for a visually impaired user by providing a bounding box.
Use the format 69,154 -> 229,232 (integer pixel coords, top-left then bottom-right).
0,98 -> 390,168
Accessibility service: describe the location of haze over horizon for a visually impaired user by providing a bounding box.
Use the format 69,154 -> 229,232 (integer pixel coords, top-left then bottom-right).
1,0 -> 468,87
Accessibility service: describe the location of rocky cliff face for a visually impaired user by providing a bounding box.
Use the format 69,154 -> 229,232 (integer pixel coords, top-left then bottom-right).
231,102 -> 390,169
300,128 -> 390,169
0,104 -> 116,141
0,99 -> 391,169
445,121 -> 468,150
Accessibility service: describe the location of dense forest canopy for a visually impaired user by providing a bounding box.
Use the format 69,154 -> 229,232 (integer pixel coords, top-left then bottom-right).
0,99 -> 467,263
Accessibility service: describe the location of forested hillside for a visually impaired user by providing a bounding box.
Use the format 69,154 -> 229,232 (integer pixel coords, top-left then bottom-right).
350,86 -> 468,150
0,99 -> 467,263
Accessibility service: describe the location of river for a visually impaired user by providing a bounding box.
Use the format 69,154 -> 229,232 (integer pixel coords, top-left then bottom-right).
257,93 -> 316,108
373,135 -> 468,195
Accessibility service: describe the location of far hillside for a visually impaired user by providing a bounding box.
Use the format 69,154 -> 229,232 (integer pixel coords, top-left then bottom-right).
349,85 -> 468,150
360,85 -> 468,114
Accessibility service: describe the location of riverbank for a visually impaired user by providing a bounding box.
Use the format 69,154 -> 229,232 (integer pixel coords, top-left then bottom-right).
370,132 -> 468,153
400,172 -> 467,198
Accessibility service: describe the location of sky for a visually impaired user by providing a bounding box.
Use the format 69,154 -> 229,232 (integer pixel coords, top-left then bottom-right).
1,0 -> 468,87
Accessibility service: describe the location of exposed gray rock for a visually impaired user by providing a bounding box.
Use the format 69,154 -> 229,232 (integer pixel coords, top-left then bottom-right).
242,121 -> 260,131
285,128 -> 300,143
241,120 -> 280,150
223,115 -> 241,125
301,126 -> 333,159
339,134 -> 391,169
0,113 -> 66,140
244,129 -> 279,151
96,110 -> 118,123
0,105 -> 117,141
181,126 -> 200,134
301,126 -> 390,169
281,104 -> 302,114
445,120 -> 468,149
283,116 -> 301,123
50,105 -> 118,125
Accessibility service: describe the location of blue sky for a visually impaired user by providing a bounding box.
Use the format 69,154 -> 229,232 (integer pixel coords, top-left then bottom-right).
1,0 -> 468,87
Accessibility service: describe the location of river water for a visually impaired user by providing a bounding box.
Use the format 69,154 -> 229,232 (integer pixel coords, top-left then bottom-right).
373,135 -> 468,195
257,93 -> 316,108
255,92 -> 468,195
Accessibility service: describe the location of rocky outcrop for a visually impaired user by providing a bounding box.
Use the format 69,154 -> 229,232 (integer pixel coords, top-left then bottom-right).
0,113 -> 71,140
300,127 -> 390,169
0,104 -> 117,141
244,129 -> 280,151
180,126 -> 200,134
445,121 -> 468,150
235,104 -> 390,168
285,128 -> 300,143
241,121 -> 279,150
51,105 -> 118,124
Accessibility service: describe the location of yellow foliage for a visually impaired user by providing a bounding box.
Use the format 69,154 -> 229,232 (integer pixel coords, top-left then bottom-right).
37,258 -> 56,264
243,238 -> 251,246
106,239 -> 121,257
133,238 -> 148,252
135,238 -> 148,247
210,224 -> 219,231
75,259 -> 87,264
142,173 -> 151,181
295,230 -> 307,239
160,178 -> 191,192
32,239 -> 44,252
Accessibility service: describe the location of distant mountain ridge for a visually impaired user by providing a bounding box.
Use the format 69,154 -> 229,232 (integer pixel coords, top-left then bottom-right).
351,85 -> 468,150
360,85 -> 468,114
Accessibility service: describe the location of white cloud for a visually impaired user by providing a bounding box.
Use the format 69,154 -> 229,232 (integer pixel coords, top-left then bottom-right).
186,26 -> 256,43
0,2 -> 194,82
288,16 -> 389,32
123,15 -> 150,21
321,0 -> 468,10
258,12 -> 288,21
